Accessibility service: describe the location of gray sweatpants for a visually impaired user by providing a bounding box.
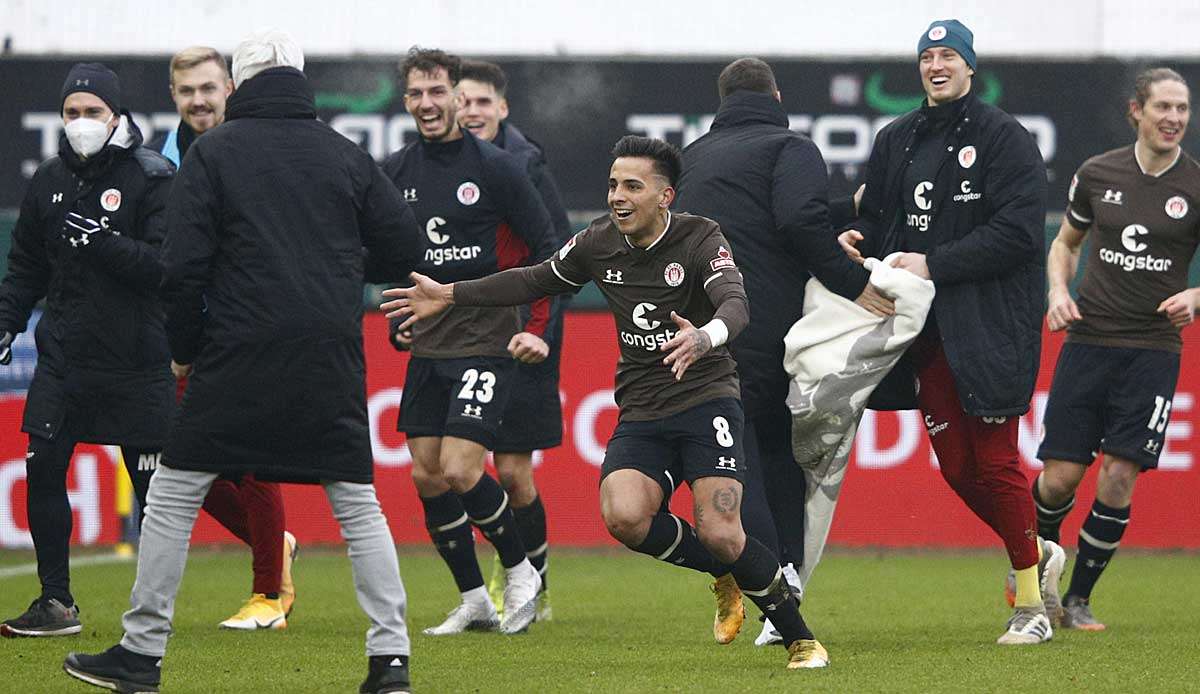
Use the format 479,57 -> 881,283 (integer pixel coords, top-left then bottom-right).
120,464 -> 410,658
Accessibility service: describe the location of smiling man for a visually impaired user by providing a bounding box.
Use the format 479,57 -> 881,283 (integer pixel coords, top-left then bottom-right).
382,135 -> 830,670
1030,68 -> 1200,632
150,47 -> 233,166
455,59 -> 573,622
381,47 -> 556,637
838,19 -> 1059,645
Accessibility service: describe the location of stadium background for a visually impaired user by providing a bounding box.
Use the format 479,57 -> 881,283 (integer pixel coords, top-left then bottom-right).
2,3 -> 1200,552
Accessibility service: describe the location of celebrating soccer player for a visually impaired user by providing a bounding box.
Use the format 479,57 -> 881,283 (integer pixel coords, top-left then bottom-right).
1032,67 -> 1200,631
384,135 -> 830,669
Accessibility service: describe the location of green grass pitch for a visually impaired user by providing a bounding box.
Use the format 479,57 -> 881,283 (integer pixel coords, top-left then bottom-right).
1,547 -> 1197,692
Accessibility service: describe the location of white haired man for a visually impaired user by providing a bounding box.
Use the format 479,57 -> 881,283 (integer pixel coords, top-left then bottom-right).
62,31 -> 422,694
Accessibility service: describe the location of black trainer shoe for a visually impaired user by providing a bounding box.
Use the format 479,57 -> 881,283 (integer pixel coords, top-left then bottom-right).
360,654 -> 411,694
1,597 -> 81,637
63,644 -> 162,693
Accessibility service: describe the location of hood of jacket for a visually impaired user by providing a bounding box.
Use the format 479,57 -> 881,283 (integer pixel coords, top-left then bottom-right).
710,90 -> 789,131
225,67 -> 316,122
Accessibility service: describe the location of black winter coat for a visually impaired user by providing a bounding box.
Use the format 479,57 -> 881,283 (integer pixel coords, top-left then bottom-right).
853,91 -> 1047,416
0,114 -> 174,445
161,68 -> 424,483
677,91 -> 869,418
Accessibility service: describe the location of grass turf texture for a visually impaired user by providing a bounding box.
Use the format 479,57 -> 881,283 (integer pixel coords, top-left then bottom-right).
0,547 -> 1196,692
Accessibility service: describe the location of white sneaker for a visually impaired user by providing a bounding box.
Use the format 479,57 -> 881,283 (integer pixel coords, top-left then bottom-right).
499,559 -> 542,634
422,600 -> 499,636
1039,539 -> 1066,624
997,605 -> 1053,645
754,563 -> 803,647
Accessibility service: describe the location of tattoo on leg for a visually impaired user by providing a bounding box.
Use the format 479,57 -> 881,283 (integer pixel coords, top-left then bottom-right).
694,505 -> 705,530
712,486 -> 739,514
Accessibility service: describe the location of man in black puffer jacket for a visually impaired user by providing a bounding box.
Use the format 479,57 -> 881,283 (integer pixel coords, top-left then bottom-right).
0,63 -> 174,639
677,57 -> 892,646
62,32 -> 425,694
838,20 -> 1056,646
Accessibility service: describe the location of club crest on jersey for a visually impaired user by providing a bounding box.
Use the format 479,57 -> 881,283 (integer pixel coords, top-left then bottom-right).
1166,196 -> 1188,220
957,145 -> 976,169
710,246 -> 736,271
664,262 -> 685,287
456,181 -> 481,206
100,188 -> 122,212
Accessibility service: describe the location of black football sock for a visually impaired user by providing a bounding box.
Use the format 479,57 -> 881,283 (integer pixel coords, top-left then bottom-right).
631,512 -> 730,577
460,475 -> 527,569
1032,474 -> 1074,544
1067,500 -> 1129,600
512,495 -> 548,589
731,535 -> 814,645
420,491 -> 483,592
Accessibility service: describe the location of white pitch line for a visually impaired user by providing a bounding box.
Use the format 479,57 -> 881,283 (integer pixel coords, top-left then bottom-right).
0,552 -> 133,579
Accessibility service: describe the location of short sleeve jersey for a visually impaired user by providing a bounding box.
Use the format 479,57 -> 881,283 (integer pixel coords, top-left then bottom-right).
1066,145 -> 1200,352
550,213 -> 743,421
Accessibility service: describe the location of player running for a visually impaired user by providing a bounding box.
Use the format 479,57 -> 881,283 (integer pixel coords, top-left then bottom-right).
384,135 -> 829,669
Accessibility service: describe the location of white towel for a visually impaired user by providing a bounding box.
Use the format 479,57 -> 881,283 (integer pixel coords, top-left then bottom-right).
782,253 -> 935,589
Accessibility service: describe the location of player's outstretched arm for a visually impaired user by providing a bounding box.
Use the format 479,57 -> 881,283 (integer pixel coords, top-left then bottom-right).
381,272 -> 454,330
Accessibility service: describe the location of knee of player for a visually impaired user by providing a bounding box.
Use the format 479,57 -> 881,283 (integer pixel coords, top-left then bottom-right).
696,525 -> 743,565
602,506 -> 651,547
1098,456 -> 1139,499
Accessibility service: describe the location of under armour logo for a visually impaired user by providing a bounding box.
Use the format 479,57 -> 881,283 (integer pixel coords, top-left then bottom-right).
69,236 -> 89,248
604,269 -> 623,283
403,188 -> 418,202
1103,189 -> 1123,205
1144,438 -> 1161,454
717,456 -> 737,470
75,78 -> 90,87
51,193 -> 63,203
463,404 -> 482,418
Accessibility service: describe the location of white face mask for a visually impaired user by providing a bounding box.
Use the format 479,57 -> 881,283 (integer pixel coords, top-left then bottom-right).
64,114 -> 115,158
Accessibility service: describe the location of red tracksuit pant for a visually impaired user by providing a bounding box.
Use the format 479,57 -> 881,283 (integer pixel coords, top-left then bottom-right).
911,333 -> 1039,570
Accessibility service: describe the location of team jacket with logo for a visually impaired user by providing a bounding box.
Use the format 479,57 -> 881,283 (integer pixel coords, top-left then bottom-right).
454,212 -> 748,421
1065,145 -> 1200,352
0,114 -> 175,445
382,131 -> 555,358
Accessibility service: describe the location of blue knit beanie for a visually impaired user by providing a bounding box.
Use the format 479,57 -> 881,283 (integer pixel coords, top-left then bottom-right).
917,19 -> 976,71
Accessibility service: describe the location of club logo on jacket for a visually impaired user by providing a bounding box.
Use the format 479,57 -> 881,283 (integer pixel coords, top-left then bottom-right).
709,246 -> 736,271
664,262 -> 685,287
100,188 -> 122,212
1166,196 -> 1188,220
957,145 -> 976,169
456,181 -> 480,206
913,182 -> 933,211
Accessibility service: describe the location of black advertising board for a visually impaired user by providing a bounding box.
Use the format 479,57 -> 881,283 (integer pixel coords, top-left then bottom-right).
1,56 -> 1195,211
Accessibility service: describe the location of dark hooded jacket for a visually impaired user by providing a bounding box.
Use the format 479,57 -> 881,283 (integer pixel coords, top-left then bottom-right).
677,90 -> 869,419
160,67 -> 424,482
0,113 -> 175,445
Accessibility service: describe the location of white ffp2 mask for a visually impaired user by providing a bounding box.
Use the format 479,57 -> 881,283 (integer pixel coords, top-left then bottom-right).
64,115 -> 115,158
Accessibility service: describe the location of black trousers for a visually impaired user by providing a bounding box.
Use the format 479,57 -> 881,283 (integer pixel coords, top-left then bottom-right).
739,410 -> 807,567
25,430 -> 156,604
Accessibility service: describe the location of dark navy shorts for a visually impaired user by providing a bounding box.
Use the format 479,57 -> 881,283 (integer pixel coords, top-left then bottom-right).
601,397 -> 745,500
1038,343 -> 1180,471
398,356 -> 516,449
493,347 -> 563,453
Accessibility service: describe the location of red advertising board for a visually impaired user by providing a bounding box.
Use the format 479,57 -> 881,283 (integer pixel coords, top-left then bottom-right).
1,311 -> 1197,549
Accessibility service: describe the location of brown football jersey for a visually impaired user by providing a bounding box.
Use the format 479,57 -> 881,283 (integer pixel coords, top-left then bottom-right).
456,212 -> 747,421
1065,145 -> 1200,352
